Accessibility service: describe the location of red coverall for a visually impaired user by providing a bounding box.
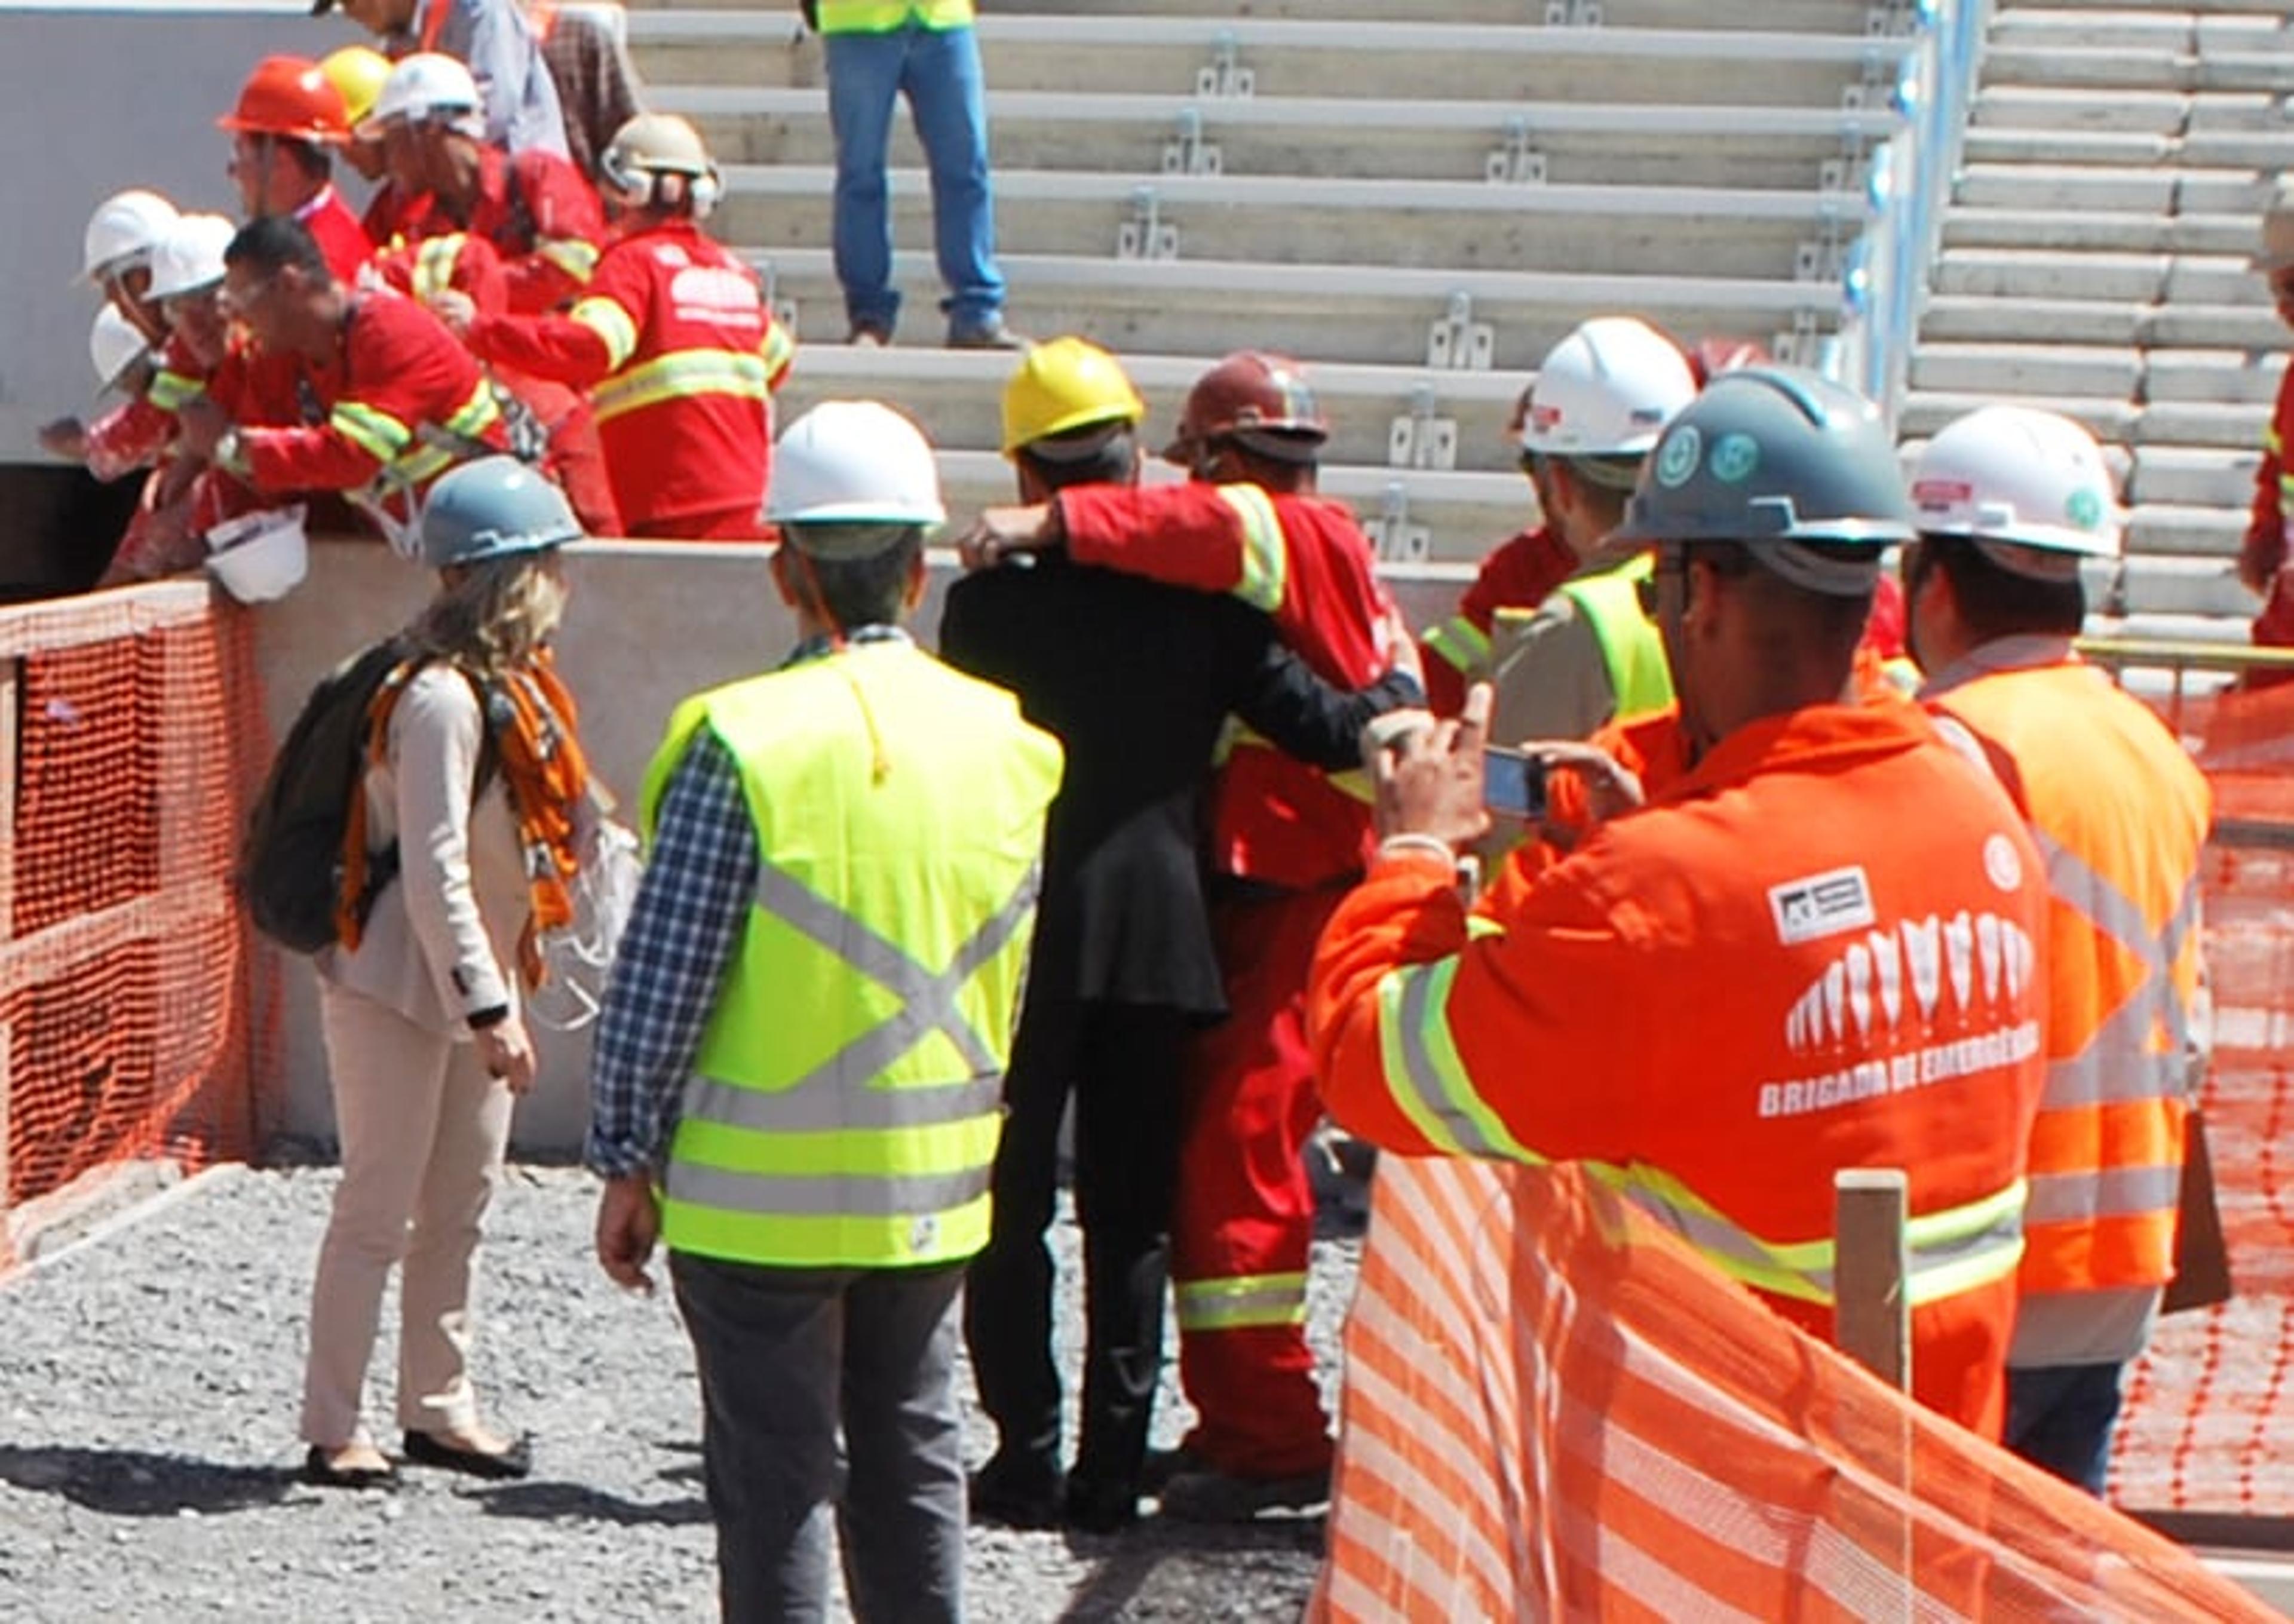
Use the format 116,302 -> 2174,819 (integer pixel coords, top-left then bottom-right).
377,229 -> 621,535
87,332 -> 217,582
211,289 -> 508,550
1418,524 -> 1577,715
396,144 -> 606,314
1056,479 -> 1394,1478
297,184 -> 378,287
361,179 -> 417,248
2240,359 -> 2294,686
466,219 -> 794,539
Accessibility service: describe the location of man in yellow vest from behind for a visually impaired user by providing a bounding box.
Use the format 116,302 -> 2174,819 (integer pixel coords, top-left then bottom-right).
587,398 -> 1062,1620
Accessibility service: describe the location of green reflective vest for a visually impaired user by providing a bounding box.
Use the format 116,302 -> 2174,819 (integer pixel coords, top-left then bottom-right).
645,640 -> 1062,1270
817,0 -> 974,33
1557,555 -> 1673,723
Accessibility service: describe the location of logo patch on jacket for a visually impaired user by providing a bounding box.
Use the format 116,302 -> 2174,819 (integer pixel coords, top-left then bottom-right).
1768,866 -> 1876,945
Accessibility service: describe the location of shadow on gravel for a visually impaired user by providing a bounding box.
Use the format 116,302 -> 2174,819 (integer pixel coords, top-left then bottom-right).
0,1445 -> 297,1516
470,1479 -> 710,1527
1056,1516 -> 1327,1622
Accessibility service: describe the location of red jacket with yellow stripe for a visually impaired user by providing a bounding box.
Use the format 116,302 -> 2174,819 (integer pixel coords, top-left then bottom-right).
1056,480 -> 1394,891
219,290 -> 507,539
467,219 -> 794,534
397,145 -> 606,315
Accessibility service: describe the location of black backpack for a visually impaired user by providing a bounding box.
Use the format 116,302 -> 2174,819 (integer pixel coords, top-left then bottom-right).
239,635 -> 422,954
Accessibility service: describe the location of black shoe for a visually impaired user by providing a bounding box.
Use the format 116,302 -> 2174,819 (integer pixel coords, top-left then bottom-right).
1139,1445 -> 1204,1494
945,317 -> 1028,351
300,1445 -> 398,1491
969,1452 -> 1063,1530
1157,1462 -> 1332,1522
401,1429 -> 533,1481
1063,1476 -> 1139,1534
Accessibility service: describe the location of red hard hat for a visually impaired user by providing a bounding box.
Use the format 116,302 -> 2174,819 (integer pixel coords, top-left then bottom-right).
218,56 -> 352,145
1164,351 -> 1330,466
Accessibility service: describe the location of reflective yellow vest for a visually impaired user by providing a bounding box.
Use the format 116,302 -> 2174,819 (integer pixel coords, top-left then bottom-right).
645,639 -> 1063,1269
1557,555 -> 1673,724
817,0 -> 974,33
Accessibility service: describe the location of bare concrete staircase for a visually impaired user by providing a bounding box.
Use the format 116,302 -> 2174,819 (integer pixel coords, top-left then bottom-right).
1909,0 -> 2294,644
617,0 -> 1921,563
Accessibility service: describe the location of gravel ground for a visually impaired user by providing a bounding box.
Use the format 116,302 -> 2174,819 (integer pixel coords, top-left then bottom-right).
0,1161 -> 1360,1623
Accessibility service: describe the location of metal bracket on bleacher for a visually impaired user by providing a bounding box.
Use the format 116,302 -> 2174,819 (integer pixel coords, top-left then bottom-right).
1427,293 -> 1497,371
1793,216 -> 1852,286
1195,31 -> 1255,100
1841,48 -> 1903,114
1117,185 -> 1181,261
1486,118 -> 1549,186
1361,482 -> 1433,564
1863,1 -> 1922,38
1770,312 -> 1823,369
1162,109 -> 1223,177
1544,0 -> 1603,25
1389,386 -> 1460,472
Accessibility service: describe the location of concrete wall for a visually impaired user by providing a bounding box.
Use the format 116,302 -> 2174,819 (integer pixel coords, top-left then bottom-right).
0,2 -> 349,466
254,539 -> 1469,1153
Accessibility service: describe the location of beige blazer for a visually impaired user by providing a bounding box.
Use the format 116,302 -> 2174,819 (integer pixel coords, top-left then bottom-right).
317,664 -> 530,1038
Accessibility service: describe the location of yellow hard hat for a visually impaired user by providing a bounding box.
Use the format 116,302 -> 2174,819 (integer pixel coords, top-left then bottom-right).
1001,336 -> 1146,456
319,46 -> 394,130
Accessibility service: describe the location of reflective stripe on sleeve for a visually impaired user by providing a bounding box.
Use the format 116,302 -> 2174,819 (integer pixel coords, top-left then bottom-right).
1215,483 -> 1289,613
570,295 -> 640,371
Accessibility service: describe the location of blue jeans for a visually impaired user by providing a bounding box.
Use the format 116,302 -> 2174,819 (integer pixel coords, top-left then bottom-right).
825,22 -> 1005,335
2004,1362 -> 2126,1497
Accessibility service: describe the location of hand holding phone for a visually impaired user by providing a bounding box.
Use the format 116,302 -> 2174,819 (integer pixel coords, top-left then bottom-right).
1482,746 -> 1547,821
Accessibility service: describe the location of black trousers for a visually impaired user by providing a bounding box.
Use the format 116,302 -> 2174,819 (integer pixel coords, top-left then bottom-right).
965,996 -> 1189,1499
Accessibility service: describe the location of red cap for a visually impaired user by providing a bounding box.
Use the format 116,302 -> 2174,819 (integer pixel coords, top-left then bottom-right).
219,56 -> 352,145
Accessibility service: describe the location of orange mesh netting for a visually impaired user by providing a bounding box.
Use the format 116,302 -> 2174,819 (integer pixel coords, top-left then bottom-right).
2111,680 -> 2294,1520
0,582 -> 281,1270
1315,1158 -> 2277,1621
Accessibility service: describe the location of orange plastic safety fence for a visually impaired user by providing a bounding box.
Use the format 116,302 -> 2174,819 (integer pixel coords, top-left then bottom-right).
2111,680 -> 2294,1519
0,583 -> 281,1270
1314,1158 -> 2277,1622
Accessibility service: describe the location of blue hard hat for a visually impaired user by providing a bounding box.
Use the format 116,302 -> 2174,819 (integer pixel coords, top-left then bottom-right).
419,457 -> 583,570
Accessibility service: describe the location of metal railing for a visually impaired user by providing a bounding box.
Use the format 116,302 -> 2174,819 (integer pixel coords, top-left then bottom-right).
1835,0 -> 1994,425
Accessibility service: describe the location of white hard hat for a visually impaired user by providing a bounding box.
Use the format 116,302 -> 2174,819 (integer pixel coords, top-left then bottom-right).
766,401 -> 947,529
81,188 -> 180,283
90,305 -> 148,394
362,53 -> 483,137
1910,405 -> 2123,581
1518,315 -> 1699,458
145,214 -> 238,303
204,505 -> 311,604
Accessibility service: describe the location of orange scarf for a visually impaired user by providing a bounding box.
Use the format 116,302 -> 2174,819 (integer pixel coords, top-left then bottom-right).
339,649 -> 591,990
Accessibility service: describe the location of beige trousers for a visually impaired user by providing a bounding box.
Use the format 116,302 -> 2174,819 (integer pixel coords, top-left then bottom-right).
300,982 -> 514,1448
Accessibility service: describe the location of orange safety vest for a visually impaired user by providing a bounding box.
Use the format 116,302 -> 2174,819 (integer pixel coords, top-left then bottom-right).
1929,641 -> 2212,1293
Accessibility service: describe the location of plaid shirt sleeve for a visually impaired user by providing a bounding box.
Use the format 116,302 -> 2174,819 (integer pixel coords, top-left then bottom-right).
584,727 -> 756,1180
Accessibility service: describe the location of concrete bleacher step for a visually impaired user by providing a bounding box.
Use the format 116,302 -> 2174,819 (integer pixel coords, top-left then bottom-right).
2130,503 -> 2249,559
1983,45 -> 2294,94
745,247 -> 1836,373
627,13 -> 1914,106
2146,350 -> 2287,407
1900,389 -> 2140,442
2130,443 -> 2265,509
1940,208 -> 2258,256
781,345 -> 1534,478
1934,248 -> 2170,302
624,0 -> 1887,25
717,165 -> 1836,278
1907,342 -> 2141,398
2114,554 -> 2255,618
653,86 -> 1900,191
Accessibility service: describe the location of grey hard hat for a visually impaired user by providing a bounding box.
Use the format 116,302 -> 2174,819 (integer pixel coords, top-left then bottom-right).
1606,366 -> 1915,594
419,456 -> 583,570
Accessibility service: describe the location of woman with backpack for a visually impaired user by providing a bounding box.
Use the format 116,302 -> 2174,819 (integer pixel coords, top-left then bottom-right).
298,456 -> 594,1488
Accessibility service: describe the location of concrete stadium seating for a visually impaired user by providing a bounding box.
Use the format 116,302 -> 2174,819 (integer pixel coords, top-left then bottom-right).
1908,2 -> 2294,643
622,2 -> 1917,563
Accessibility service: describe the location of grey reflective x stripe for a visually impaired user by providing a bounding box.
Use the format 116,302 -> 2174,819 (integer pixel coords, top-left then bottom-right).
684,1072 -> 1005,1135
670,1160 -> 992,1218
2037,832 -> 2199,1112
2025,1162 -> 2182,1228
1388,968 -> 1520,1160
753,858 -> 1041,1093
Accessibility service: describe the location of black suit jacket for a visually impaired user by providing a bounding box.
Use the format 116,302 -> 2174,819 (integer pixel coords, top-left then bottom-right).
940,555 -> 1415,1016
